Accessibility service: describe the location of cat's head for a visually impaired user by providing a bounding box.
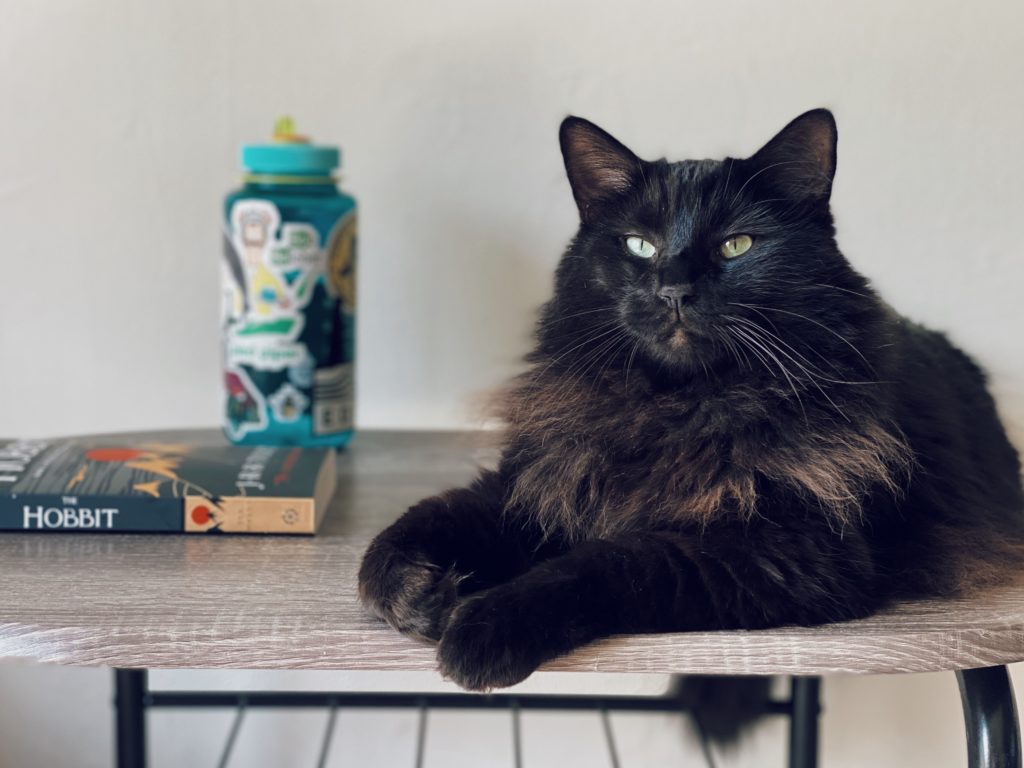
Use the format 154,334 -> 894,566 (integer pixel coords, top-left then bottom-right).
541,110 -> 879,381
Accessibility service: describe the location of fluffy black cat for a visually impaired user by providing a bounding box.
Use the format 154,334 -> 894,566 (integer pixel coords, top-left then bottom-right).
358,109 -> 1024,691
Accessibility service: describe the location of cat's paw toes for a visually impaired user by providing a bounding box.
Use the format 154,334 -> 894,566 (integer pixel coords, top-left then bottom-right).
357,540 -> 461,641
436,593 -> 542,691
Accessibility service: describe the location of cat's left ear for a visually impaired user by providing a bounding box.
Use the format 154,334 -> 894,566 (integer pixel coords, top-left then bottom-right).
560,117 -> 644,221
745,109 -> 837,202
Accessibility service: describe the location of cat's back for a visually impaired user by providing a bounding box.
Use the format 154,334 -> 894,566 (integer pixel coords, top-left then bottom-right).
887,313 -> 1023,514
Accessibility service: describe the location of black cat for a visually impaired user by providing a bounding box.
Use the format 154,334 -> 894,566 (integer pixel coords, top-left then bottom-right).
358,109 -> 1024,691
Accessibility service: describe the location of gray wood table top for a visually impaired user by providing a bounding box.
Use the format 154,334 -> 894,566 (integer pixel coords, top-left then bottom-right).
1,429 -> 1023,676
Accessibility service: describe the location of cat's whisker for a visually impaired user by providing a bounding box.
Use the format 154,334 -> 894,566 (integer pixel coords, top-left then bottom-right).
725,314 -> 825,373
769,277 -> 875,300
730,319 -> 830,385
730,302 -> 876,373
730,160 -> 812,205
530,320 -> 625,381
716,329 -> 752,371
559,334 -> 630,404
809,283 -> 874,300
747,198 -> 791,207
729,325 -> 809,424
709,330 -> 731,369
576,330 -> 630,380
724,314 -> 869,386
594,334 -> 636,387
534,306 -> 617,331
729,326 -> 781,375
727,339 -> 750,371
726,306 -> 847,376
624,339 -> 641,389
546,327 -> 630,403
584,330 -> 631,378
732,303 -> 866,366
725,326 -> 778,380
566,328 -> 628,375
716,158 -> 736,207
732,322 -> 850,422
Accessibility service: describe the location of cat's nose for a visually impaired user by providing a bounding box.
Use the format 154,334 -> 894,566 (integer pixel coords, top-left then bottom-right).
657,284 -> 695,308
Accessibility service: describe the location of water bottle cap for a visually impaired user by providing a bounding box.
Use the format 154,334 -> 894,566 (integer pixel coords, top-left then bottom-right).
241,117 -> 340,176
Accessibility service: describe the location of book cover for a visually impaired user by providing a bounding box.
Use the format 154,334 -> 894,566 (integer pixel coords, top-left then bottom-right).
0,436 -> 336,534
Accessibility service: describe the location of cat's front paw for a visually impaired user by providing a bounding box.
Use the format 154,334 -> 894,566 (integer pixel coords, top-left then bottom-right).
436,591 -> 545,691
357,535 -> 461,641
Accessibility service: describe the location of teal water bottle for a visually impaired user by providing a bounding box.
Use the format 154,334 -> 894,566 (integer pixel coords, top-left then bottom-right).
221,118 -> 357,447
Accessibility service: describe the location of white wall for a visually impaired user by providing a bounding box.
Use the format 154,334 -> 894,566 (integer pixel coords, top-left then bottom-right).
1,0 -> 1023,440
1,0 -> 1023,766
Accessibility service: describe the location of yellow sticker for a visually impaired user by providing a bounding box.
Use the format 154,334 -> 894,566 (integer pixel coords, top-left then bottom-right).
327,212 -> 357,312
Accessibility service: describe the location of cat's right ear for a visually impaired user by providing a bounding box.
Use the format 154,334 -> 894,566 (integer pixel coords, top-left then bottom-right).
560,117 -> 643,222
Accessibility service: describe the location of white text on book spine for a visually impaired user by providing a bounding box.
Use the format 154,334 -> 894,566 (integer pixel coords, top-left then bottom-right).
22,506 -> 119,529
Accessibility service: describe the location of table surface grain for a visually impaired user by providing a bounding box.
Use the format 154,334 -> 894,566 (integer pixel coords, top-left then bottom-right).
2,429 -> 1023,676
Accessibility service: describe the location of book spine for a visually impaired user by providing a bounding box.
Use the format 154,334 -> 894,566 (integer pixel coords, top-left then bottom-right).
0,494 -> 182,532
184,495 -> 316,534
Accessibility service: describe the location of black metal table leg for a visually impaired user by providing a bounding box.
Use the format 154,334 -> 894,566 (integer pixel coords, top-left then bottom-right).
788,676 -> 821,768
957,666 -> 1021,768
114,669 -> 148,768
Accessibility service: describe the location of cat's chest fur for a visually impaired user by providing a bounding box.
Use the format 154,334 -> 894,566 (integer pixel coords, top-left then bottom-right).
500,370 -> 909,542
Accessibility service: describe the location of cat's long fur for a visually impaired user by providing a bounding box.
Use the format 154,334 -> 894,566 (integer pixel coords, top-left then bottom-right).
358,109 -> 1024,693
501,364 -> 913,539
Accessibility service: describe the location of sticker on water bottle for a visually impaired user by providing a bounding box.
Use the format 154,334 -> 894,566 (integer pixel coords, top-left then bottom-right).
225,200 -> 323,329
222,198 -> 355,442
312,363 -> 354,434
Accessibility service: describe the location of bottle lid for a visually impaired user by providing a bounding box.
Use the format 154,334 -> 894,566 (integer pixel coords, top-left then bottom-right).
241,117 -> 340,177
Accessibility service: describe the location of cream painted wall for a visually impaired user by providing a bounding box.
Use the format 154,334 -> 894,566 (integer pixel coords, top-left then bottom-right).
1,0 -> 1023,766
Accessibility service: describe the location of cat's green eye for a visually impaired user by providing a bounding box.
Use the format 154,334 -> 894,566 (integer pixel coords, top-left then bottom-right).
625,236 -> 657,259
720,234 -> 753,259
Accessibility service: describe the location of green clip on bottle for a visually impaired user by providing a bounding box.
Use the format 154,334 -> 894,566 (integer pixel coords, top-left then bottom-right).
222,118 -> 357,447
